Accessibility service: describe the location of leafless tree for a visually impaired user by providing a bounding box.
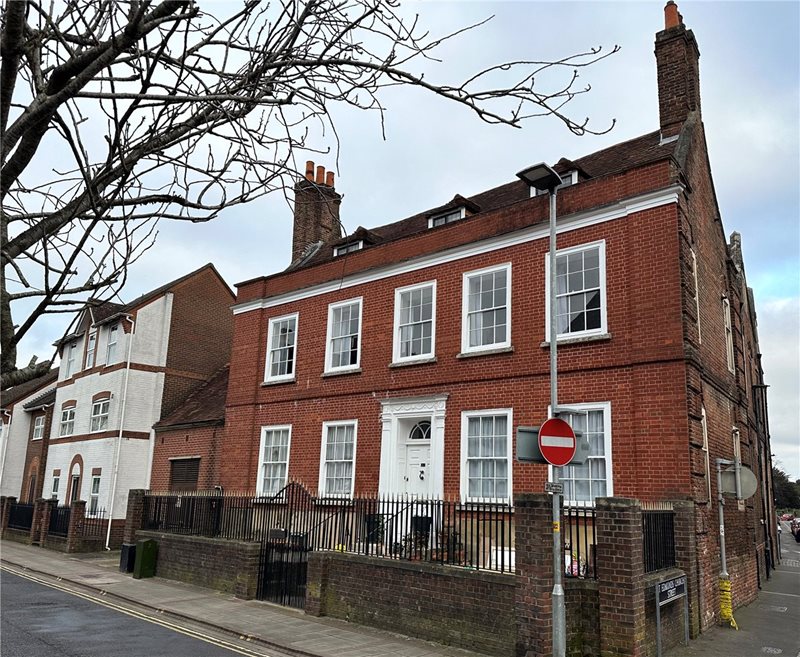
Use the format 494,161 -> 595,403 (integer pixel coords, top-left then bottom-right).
1,0 -> 617,389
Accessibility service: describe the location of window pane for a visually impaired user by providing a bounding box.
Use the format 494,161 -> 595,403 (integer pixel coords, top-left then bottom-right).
465,414 -> 509,501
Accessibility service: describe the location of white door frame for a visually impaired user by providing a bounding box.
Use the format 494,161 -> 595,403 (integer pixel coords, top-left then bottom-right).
378,395 -> 447,498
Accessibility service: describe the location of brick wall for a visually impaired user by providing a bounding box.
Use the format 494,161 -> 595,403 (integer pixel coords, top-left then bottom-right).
149,425 -> 222,491
136,530 -> 260,599
306,551 -> 517,656
161,268 -> 234,419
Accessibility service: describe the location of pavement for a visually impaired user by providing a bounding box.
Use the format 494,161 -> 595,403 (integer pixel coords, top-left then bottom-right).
0,540 -> 490,657
3,532 -> 799,657
668,520 -> 800,657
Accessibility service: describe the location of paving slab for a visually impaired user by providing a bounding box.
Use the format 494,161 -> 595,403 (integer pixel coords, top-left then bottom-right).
1,540 -> 491,657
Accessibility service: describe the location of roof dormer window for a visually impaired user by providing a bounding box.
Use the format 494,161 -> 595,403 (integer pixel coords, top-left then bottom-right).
334,241 -> 364,257
533,170 -> 577,197
429,207 -> 466,228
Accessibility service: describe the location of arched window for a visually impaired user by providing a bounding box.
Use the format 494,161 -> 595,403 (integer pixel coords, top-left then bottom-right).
409,421 -> 431,441
68,460 -> 82,504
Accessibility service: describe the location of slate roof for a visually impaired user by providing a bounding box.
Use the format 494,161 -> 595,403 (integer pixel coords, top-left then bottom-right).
291,129 -> 676,271
23,388 -> 57,410
0,368 -> 59,411
154,366 -> 229,430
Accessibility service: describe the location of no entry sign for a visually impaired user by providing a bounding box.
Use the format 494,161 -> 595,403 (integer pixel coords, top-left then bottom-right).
538,418 -> 576,466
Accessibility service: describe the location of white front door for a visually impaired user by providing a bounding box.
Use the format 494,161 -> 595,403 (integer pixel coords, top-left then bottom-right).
404,443 -> 431,497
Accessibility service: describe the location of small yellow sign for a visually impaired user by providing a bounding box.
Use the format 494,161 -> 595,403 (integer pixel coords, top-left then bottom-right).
553,521 -> 560,532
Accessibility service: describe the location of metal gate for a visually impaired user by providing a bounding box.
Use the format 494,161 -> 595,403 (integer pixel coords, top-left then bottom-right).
257,531 -> 309,607
255,483 -> 352,608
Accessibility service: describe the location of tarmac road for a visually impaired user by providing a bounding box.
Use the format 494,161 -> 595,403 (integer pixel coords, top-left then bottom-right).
0,568 -> 278,657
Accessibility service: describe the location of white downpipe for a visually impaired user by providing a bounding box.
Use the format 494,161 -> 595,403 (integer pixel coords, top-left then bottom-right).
0,411 -> 12,492
105,315 -> 135,549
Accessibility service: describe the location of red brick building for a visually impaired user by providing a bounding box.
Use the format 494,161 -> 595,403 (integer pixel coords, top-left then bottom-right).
221,3 -> 775,627
151,366 -> 228,491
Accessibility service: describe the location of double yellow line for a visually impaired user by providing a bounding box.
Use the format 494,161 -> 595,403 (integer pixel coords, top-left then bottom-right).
0,564 -> 275,657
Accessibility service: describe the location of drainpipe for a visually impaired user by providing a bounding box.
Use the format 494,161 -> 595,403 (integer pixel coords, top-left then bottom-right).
0,409 -> 12,491
105,314 -> 135,549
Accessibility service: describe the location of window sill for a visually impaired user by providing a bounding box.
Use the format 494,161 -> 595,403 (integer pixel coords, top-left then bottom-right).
457,345 -> 514,359
389,356 -> 438,368
261,377 -> 296,387
540,332 -> 612,348
322,367 -> 362,378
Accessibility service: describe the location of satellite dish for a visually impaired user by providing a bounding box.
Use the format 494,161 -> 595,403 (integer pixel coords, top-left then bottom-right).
720,466 -> 758,499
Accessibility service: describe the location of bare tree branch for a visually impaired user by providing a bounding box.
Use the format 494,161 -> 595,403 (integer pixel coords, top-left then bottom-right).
1,0 -> 618,388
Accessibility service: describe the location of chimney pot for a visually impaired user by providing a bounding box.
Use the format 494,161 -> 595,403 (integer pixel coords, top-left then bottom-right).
305,160 -> 315,181
316,165 -> 325,185
664,1 -> 680,29
325,171 -> 335,187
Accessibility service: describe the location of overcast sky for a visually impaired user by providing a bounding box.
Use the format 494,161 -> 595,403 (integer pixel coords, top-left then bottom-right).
18,1 -> 799,478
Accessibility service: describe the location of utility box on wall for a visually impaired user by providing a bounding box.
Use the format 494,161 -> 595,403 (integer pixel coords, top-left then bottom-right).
133,538 -> 157,579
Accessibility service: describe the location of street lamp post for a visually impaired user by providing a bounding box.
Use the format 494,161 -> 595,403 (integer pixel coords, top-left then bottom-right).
517,163 -> 565,657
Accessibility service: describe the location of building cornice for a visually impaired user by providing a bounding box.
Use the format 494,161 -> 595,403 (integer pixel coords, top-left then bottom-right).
233,185 -> 682,316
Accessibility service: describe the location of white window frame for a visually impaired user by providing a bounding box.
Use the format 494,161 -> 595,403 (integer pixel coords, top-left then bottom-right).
319,420 -> 358,498
105,324 -> 119,364
723,297 -> 734,373
461,262 -> 512,354
85,331 -> 97,369
334,241 -> 364,257
64,342 -> 77,378
460,408 -> 514,504
549,401 -> 613,507
264,313 -> 299,382
32,415 -> 45,440
545,240 -> 607,341
324,297 -> 363,373
256,425 -> 292,496
533,170 -> 577,197
90,398 -> 110,433
51,475 -> 60,500
392,280 -> 437,364
691,249 -> 701,344
428,206 -> 466,228
59,407 -> 76,437
89,475 -> 101,515
701,406 -> 711,502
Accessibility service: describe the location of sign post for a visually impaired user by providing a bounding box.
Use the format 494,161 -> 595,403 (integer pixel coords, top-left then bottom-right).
654,575 -> 689,657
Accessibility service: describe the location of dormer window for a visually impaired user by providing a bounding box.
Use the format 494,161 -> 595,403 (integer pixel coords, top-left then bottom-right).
429,207 -> 465,228
334,241 -> 363,257
533,170 -> 577,197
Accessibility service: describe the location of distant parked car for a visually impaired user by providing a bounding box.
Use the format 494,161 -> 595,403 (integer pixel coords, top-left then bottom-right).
781,513 -> 794,521
790,518 -> 800,542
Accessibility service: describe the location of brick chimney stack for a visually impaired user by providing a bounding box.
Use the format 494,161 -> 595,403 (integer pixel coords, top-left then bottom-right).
292,161 -> 342,262
655,1 -> 701,139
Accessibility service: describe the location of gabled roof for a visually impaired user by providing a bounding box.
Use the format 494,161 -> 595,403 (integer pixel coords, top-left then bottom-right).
277,130 -> 676,273
154,366 -> 229,430
54,264 -> 233,348
95,263 -> 233,327
23,388 -> 57,411
1,368 -> 59,411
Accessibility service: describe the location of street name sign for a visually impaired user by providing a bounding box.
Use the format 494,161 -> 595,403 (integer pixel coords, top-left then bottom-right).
538,418 -> 576,466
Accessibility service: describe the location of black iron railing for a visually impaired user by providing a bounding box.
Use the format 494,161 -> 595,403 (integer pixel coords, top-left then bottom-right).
49,505 -> 71,537
144,485 -> 516,573
563,505 -> 597,579
8,502 -> 34,531
82,509 -> 107,538
643,507 -> 676,572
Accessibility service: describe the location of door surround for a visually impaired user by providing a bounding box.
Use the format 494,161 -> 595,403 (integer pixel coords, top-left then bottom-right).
378,395 -> 447,497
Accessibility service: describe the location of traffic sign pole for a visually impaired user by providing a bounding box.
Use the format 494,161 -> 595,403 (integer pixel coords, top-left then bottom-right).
547,187 -> 566,657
